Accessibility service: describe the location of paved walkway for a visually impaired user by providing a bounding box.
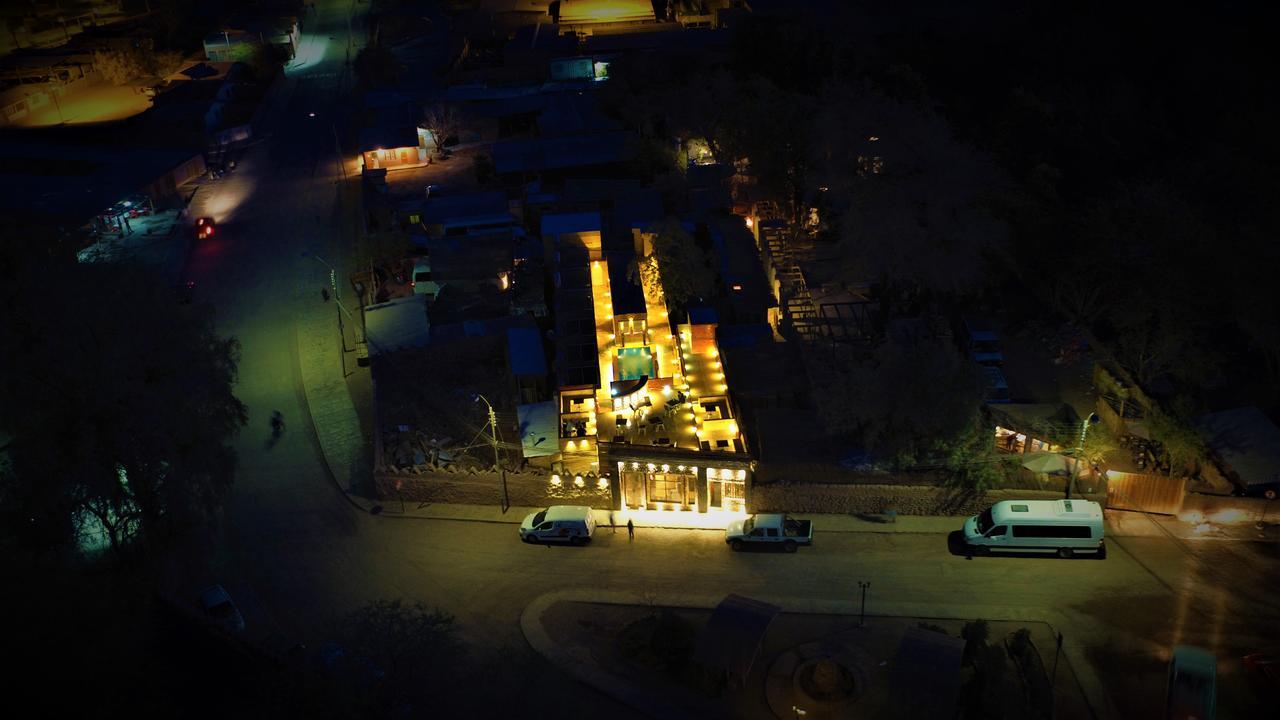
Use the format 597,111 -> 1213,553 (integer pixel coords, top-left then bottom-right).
521,588 -> 1112,720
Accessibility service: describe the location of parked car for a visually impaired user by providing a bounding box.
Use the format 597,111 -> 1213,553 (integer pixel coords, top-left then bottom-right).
519,505 -> 596,545
726,513 -> 813,552
964,499 -> 1105,559
200,584 -> 245,633
195,216 -> 216,239
1166,645 -> 1216,720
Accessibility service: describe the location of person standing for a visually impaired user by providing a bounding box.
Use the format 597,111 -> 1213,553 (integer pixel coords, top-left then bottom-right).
627,518 -> 635,542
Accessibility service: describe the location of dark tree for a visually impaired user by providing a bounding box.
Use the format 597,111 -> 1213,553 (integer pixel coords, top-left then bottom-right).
0,260 -> 247,559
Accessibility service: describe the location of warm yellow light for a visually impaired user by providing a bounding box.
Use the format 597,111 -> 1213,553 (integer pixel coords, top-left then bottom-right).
745,217 -> 754,228
574,475 -> 584,487
737,469 -> 746,480
661,464 -> 669,472
551,474 -> 562,486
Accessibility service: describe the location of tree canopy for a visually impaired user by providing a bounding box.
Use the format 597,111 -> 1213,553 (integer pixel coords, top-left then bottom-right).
630,217 -> 714,312
0,260 -> 247,560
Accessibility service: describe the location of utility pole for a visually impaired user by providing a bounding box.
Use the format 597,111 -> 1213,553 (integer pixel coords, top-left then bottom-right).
857,581 -> 870,628
1051,632 -> 1064,688
476,394 -> 510,513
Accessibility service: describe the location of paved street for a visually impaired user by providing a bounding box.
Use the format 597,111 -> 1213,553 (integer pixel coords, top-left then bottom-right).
156,2 -> 1280,718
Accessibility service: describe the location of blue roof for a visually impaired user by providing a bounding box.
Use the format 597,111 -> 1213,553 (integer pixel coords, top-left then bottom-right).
507,326 -> 547,376
420,191 -> 511,225
688,306 -> 718,325
541,211 -> 601,237
358,125 -> 419,152
716,324 -> 773,348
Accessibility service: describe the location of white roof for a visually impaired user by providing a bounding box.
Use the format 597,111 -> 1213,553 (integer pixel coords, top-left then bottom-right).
544,505 -> 592,521
992,499 -> 1101,524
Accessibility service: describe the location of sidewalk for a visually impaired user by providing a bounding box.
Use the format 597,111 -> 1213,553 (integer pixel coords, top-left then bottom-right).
312,485 -> 1280,542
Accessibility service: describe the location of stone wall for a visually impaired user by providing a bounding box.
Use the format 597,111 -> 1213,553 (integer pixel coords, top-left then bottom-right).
750,481 -> 1106,517
375,468 -> 612,509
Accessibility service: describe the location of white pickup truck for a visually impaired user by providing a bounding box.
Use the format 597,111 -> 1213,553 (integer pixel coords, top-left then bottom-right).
726,514 -> 814,552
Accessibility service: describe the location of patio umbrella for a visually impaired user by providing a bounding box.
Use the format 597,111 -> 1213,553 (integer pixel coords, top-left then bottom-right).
1021,452 -> 1071,475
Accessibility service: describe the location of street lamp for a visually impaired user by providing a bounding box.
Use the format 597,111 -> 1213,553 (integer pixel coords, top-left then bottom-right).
302,251 -> 356,375
1067,413 -> 1101,499
474,394 -> 510,513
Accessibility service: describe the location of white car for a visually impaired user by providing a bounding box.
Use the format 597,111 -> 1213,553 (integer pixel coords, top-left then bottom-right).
519,506 -> 595,545
200,584 -> 246,633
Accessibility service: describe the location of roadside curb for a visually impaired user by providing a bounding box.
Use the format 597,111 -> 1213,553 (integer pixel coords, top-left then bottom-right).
521,589 -> 1118,720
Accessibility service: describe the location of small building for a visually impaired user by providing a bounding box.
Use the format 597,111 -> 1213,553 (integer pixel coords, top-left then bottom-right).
363,294 -> 430,357
359,125 -> 431,173
417,191 -> 517,238
202,18 -> 299,63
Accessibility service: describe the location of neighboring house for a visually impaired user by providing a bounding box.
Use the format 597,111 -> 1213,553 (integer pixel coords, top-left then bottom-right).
416,191 -> 517,238
359,125 -> 430,173
490,130 -> 635,179
364,294 -> 430,357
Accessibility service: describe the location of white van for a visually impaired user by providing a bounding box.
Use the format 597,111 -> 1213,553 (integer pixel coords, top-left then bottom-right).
519,505 -> 596,545
963,499 -> 1105,558
411,256 -> 440,300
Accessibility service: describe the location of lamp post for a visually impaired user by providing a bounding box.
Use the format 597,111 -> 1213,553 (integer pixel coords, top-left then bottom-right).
303,251 -> 354,376
1067,413 -> 1101,499
475,394 -> 510,513
857,581 -> 871,628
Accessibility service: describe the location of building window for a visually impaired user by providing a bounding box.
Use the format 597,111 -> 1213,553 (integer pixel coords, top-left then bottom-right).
647,472 -> 684,504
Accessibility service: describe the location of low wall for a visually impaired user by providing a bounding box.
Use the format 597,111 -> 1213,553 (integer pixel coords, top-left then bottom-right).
750,482 -> 1106,517
375,468 -> 611,509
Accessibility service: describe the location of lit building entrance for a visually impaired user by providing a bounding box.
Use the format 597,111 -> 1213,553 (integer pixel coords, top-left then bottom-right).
619,464 -> 698,511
